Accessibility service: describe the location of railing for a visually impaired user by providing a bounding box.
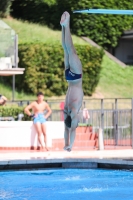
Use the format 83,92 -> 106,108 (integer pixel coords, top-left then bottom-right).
0,109 -> 132,147
49,108 -> 132,148
5,98 -> 133,109
87,109 -> 132,147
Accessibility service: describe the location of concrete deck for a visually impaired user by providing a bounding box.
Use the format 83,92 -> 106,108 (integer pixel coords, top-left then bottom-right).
0,149 -> 133,170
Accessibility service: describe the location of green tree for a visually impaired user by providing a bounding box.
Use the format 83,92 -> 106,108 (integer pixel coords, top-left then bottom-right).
11,0 -> 57,28
11,0 -> 133,50
0,0 -> 12,17
55,0 -> 133,50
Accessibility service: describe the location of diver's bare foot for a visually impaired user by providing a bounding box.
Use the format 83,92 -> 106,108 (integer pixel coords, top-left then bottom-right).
60,11 -> 70,27
64,146 -> 72,152
66,147 -> 71,152
60,12 -> 66,26
64,146 -> 68,151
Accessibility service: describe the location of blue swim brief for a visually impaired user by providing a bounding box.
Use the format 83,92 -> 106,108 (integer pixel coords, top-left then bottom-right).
65,68 -> 82,81
33,113 -> 46,124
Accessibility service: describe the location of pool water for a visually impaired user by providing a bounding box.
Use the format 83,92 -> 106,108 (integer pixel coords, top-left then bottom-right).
0,168 -> 133,200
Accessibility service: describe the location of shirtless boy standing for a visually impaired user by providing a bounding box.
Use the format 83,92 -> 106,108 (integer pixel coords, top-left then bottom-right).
24,92 -> 52,151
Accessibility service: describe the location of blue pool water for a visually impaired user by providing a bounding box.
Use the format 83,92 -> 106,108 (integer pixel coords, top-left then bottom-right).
0,169 -> 133,200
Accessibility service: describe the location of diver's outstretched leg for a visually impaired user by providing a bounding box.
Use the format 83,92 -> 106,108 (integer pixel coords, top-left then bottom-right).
60,11 -> 82,74
61,21 -> 69,70
65,110 -> 79,152
60,12 -> 75,54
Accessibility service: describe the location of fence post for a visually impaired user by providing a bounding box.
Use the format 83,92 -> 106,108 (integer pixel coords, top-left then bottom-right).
49,103 -> 52,121
83,101 -> 86,108
114,98 -> 118,146
98,99 -> 104,150
12,34 -> 18,101
101,99 -> 104,130
132,98 -> 133,148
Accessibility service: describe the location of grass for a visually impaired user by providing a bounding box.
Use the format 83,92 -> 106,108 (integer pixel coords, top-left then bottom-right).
1,17 -> 133,100
96,55 -> 133,98
3,17 -> 87,45
0,81 -> 35,100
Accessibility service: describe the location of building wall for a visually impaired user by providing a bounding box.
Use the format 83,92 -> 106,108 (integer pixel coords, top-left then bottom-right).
114,39 -> 133,65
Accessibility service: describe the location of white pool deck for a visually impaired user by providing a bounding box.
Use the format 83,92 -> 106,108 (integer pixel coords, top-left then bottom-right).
0,121 -> 133,168
0,149 -> 133,167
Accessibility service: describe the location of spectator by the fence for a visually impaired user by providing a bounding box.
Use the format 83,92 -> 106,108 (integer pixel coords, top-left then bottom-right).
83,108 -> 90,124
0,94 -> 7,106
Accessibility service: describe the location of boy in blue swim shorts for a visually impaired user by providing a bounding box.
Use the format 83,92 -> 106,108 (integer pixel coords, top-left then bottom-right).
24,92 -> 52,151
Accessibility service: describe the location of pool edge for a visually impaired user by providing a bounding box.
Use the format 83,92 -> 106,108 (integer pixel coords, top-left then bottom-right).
0,158 -> 133,171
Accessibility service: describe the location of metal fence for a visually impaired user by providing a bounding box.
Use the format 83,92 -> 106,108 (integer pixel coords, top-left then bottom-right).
5,98 -> 133,109
88,109 -> 131,147
47,98 -> 133,148
48,108 -> 132,148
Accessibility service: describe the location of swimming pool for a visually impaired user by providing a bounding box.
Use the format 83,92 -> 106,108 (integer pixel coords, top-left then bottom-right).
0,169 -> 133,200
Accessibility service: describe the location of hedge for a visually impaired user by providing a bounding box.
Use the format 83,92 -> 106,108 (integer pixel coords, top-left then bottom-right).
0,0 -> 12,17
11,0 -> 133,50
14,43 -> 104,96
0,107 -> 30,121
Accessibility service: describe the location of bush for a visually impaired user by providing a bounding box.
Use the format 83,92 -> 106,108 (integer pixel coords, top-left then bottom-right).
0,107 -> 30,121
0,0 -> 12,17
15,43 -> 104,96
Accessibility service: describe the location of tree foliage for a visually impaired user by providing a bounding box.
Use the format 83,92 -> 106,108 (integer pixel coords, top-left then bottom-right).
55,0 -> 133,49
11,0 -> 57,28
0,0 -> 12,17
11,0 -> 133,49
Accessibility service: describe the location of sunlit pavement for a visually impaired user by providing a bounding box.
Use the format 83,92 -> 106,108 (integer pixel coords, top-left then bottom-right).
0,149 -> 133,166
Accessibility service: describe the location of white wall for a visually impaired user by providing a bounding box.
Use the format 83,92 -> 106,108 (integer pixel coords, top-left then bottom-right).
0,121 -> 64,148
